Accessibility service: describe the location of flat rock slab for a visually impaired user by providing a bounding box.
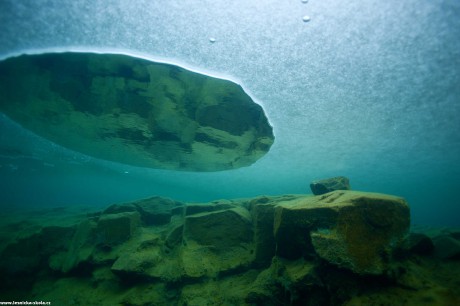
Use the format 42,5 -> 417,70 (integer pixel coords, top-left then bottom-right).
274,190 -> 410,274
0,52 -> 274,171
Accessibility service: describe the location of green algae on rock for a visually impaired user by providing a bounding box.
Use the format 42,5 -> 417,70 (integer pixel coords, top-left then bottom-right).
2,191 -> 460,305
0,52 -> 274,171
310,176 -> 351,195
274,190 -> 410,274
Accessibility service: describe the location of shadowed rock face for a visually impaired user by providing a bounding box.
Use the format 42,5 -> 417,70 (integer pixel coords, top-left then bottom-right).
0,52 -> 274,171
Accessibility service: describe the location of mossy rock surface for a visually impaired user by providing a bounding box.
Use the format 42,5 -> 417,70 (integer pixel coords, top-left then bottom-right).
0,52 -> 274,171
274,190 -> 410,274
0,190 -> 424,305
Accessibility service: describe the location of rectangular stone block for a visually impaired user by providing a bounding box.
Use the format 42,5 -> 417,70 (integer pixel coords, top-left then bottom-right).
273,190 -> 410,274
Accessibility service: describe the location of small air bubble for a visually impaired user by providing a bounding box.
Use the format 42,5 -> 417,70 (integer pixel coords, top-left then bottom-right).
301,0 -> 309,3
209,37 -> 216,43
302,15 -> 311,22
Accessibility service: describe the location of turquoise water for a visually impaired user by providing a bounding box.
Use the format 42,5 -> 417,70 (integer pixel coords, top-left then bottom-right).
0,0 -> 459,227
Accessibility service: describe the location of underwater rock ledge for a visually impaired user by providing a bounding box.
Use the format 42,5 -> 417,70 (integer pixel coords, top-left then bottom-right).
10,190 -> 460,305
1,191 -> 459,305
0,51 -> 274,171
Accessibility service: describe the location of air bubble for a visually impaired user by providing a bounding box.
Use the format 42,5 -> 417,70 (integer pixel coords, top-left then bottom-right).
301,0 -> 309,3
209,37 -> 216,43
302,15 -> 311,22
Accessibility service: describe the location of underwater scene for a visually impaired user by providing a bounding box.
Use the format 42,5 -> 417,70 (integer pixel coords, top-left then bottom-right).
0,0 -> 459,305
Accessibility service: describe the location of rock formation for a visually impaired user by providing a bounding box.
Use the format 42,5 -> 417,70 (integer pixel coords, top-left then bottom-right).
1,191 -> 459,305
310,176 -> 351,195
274,191 -> 409,274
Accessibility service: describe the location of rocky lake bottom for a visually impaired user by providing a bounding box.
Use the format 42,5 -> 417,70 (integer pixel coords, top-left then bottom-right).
0,190 -> 459,305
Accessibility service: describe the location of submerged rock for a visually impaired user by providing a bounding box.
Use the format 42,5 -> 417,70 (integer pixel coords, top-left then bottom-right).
403,232 -> 434,256
249,195 -> 302,267
183,206 -> 253,248
0,234 -> 42,275
104,196 -> 185,226
310,176 -> 351,195
132,196 -> 183,226
0,189 -> 421,305
0,51 -> 274,171
111,241 -> 164,281
433,235 -> 460,260
58,220 -> 97,273
185,200 -> 234,216
182,205 -> 255,278
95,212 -> 140,248
274,190 -> 410,274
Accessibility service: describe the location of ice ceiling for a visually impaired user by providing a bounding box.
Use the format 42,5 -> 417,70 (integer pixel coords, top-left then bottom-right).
0,52 -> 274,171
0,0 -> 459,225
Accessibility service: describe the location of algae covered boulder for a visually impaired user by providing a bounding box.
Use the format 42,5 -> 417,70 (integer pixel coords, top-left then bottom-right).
0,51 -> 274,171
181,205 -> 255,278
274,190 -> 410,274
403,232 -> 434,256
184,206 -> 253,248
104,196 -> 184,226
0,189 -> 422,305
95,212 -> 140,247
250,197 -> 278,267
433,235 -> 460,260
58,219 -> 98,273
249,195 -> 302,267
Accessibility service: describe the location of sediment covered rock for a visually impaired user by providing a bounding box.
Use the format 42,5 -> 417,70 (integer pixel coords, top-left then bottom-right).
433,235 -> 460,260
59,220 -> 97,273
0,189 -> 421,305
185,200 -> 234,216
404,232 -> 434,255
179,206 -> 255,278
249,195 -> 301,267
104,196 -> 184,226
96,212 -> 140,247
310,176 -> 351,195
110,239 -> 166,281
133,196 -> 183,226
183,206 -> 253,248
0,234 -> 42,275
274,190 -> 410,274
